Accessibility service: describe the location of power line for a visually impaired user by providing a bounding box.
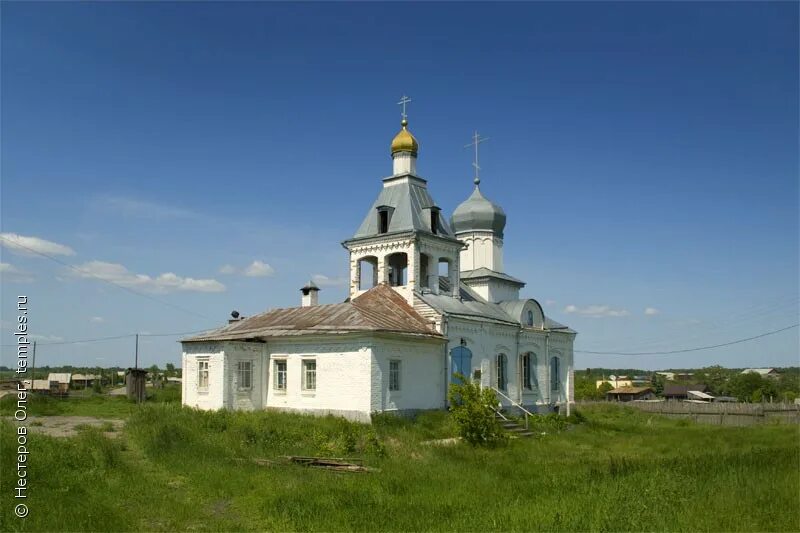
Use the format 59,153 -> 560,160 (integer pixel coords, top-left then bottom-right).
575,323 -> 798,356
0,235 -> 213,321
0,329 -> 212,348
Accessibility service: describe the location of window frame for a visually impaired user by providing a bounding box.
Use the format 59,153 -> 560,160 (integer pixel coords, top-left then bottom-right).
302,359 -> 317,392
496,354 -> 507,391
273,359 -> 287,392
522,353 -> 532,390
197,358 -> 210,392
236,360 -> 253,391
389,359 -> 401,392
550,356 -> 560,392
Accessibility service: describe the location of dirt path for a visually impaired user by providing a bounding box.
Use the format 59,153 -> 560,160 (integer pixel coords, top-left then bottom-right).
5,416 -> 125,438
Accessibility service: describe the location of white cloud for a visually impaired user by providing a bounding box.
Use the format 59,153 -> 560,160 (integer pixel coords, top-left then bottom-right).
0,233 -> 75,257
545,299 -> 556,306
94,195 -> 200,220
0,262 -> 34,283
219,261 -> 276,277
70,260 -> 225,293
311,274 -> 348,287
90,316 -> 105,323
218,264 -> 237,275
244,260 -> 275,278
644,307 -> 660,316
564,304 -> 630,318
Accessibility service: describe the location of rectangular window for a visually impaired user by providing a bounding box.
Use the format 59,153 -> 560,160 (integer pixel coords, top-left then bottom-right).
523,354 -> 532,390
303,360 -> 317,391
197,359 -> 209,391
550,357 -> 560,392
430,210 -> 439,235
379,210 -> 389,234
274,360 -> 287,391
389,360 -> 401,391
237,360 -> 252,390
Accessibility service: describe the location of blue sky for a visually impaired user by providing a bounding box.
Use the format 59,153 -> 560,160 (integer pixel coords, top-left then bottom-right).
1,2 -> 797,370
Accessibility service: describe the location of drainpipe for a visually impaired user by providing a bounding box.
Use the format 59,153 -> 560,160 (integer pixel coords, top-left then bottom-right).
545,331 -> 551,406
441,313 -> 449,408
516,326 -> 523,405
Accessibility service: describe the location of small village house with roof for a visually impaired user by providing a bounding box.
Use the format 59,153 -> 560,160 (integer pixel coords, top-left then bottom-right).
740,368 -> 780,379
606,386 -> 656,402
72,374 -> 102,388
663,383 -> 709,401
182,108 -> 576,422
47,372 -> 72,394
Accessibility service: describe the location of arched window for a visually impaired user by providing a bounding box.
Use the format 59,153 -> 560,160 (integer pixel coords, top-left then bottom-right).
449,346 -> 472,384
357,256 -> 378,290
386,252 -> 408,287
550,356 -> 560,392
496,354 -> 507,391
526,310 -> 534,327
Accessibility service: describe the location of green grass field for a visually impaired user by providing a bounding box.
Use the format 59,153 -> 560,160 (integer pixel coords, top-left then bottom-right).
1,396 -> 798,532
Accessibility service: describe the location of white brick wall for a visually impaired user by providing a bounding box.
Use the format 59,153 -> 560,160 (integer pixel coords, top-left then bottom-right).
264,338 -> 374,421
445,319 -> 575,409
182,342 -> 225,410
370,337 -> 446,412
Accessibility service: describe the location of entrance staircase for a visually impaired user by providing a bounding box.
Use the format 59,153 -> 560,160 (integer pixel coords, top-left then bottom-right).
494,409 -> 535,438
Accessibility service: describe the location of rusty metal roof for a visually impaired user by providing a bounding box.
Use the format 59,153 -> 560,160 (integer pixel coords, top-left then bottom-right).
183,284 -> 442,343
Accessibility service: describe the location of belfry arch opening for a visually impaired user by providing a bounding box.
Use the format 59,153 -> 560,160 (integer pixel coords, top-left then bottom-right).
357,256 -> 378,290
419,253 -> 431,289
386,252 -> 408,287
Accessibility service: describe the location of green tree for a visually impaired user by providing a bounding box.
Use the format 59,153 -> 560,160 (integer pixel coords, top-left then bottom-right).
694,365 -> 731,396
598,381 -> 613,398
728,372 -> 778,402
448,375 -> 507,446
165,363 -> 176,377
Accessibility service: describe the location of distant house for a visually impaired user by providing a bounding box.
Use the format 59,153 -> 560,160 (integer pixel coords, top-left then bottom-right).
741,368 -> 779,379
597,378 -> 633,389
72,374 -> 101,388
47,373 -> 72,394
687,390 -> 715,402
663,383 -> 709,401
606,386 -> 657,402
29,380 -> 58,394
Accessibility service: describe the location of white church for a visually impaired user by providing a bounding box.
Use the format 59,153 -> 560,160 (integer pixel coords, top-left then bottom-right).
182,106 -> 576,421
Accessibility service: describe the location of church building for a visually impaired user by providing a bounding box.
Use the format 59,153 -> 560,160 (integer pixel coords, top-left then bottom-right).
181,108 -> 576,422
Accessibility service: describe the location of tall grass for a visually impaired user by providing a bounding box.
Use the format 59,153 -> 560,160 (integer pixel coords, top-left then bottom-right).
1,404 -> 797,532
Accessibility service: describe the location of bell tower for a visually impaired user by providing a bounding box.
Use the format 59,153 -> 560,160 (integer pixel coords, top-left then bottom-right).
342,96 -> 464,304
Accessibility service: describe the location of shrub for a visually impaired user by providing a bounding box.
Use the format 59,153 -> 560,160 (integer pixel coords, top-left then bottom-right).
447,374 -> 507,446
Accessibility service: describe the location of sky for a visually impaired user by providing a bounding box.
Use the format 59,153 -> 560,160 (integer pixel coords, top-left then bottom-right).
1,2 -> 797,371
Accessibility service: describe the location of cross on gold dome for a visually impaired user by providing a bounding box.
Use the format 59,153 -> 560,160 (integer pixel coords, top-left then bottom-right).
397,95 -> 412,122
465,131 -> 489,186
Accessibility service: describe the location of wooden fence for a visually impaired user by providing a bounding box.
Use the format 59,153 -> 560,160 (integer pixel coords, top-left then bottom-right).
579,400 -> 800,426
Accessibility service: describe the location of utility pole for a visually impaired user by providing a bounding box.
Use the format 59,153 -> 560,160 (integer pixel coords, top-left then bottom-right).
30,341 -> 37,385
134,334 -> 139,369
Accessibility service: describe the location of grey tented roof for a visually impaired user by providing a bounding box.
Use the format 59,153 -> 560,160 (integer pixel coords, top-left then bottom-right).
352,176 -> 454,239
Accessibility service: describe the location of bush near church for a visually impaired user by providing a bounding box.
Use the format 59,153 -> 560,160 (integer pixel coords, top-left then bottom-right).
447,374 -> 508,446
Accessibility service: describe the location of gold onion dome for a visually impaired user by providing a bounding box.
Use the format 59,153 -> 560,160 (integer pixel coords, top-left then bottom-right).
391,119 -> 419,156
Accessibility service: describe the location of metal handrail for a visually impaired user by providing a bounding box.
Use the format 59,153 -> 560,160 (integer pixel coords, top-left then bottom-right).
491,386 -> 536,429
